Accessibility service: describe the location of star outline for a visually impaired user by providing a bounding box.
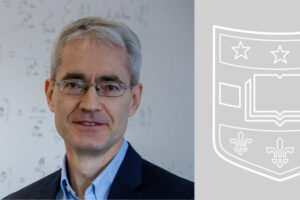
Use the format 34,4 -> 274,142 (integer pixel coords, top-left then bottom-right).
271,45 -> 290,64
231,41 -> 251,60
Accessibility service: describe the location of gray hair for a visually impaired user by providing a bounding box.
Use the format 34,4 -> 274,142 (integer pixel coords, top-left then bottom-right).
50,16 -> 142,86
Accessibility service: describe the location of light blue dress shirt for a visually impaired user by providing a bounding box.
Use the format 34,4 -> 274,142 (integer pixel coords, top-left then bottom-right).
56,139 -> 128,200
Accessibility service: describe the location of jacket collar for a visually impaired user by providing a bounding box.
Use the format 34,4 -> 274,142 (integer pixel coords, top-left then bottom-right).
36,143 -> 143,199
107,143 -> 143,199
37,169 -> 61,199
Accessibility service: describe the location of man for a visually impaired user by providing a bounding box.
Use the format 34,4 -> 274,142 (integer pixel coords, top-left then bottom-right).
4,17 -> 193,199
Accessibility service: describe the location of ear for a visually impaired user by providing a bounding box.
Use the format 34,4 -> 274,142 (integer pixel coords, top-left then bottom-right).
45,78 -> 55,112
129,83 -> 143,117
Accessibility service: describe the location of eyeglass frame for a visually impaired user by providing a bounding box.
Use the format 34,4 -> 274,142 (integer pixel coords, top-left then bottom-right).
52,79 -> 131,97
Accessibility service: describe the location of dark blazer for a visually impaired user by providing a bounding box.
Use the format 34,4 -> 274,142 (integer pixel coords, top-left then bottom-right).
3,144 -> 194,199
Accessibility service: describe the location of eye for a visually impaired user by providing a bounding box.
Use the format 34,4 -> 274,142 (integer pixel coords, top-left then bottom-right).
107,84 -> 118,91
101,82 -> 122,92
63,80 -> 84,89
67,82 -> 78,88
65,82 -> 78,88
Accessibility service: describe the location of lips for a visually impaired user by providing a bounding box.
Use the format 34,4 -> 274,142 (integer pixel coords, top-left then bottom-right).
73,120 -> 106,127
78,121 -> 101,126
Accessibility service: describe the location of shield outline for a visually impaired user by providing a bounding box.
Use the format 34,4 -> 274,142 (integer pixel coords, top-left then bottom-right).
212,25 -> 300,182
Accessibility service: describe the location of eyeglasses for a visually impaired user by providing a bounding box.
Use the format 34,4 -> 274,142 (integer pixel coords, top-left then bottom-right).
53,79 -> 130,97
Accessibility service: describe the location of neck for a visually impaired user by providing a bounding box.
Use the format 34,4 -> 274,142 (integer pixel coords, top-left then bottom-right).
65,139 -> 123,198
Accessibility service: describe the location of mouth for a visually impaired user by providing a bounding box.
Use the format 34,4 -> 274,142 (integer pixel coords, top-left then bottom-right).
74,121 -> 104,127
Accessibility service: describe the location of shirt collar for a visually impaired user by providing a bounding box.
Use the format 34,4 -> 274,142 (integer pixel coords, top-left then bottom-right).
59,139 -> 128,199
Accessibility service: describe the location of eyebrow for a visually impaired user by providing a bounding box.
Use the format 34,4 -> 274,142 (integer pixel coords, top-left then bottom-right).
98,75 -> 123,83
61,73 -> 86,80
60,73 -> 124,83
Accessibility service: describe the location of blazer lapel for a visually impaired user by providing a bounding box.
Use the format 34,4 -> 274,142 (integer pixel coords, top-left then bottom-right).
107,182 -> 143,199
29,144 -> 143,199
35,169 -> 61,199
107,143 -> 143,199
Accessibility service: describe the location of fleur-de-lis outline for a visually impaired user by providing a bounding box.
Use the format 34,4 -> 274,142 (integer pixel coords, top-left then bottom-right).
230,131 -> 252,155
266,137 -> 294,168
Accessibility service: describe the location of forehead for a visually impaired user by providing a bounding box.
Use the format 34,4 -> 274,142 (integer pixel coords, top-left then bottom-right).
56,39 -> 130,83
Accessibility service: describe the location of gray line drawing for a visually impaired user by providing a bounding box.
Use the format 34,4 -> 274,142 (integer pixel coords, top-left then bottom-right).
54,155 -> 62,170
78,2 -> 91,18
137,106 -> 152,129
17,109 -> 22,116
30,106 -> 47,119
105,5 -> 131,21
3,0 -> 12,8
40,0 -> 55,34
32,124 -> 43,138
7,51 -> 16,59
128,105 -> 152,129
18,0 -> 36,29
0,107 -> 4,119
35,157 -> 46,177
45,38 -> 54,52
30,105 -> 49,138
0,98 -> 10,121
61,0 -> 73,24
19,177 -> 25,184
25,57 -> 39,76
135,3 -> 149,28
0,167 -> 12,189
51,126 -> 62,143
53,134 -> 62,143
102,0 -> 149,27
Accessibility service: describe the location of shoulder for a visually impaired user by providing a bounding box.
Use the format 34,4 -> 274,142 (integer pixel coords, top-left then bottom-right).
3,170 -> 60,199
119,143 -> 194,199
139,159 -> 194,199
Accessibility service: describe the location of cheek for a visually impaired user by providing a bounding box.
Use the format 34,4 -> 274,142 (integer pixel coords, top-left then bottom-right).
54,101 -> 67,134
110,99 -> 131,129
53,97 -> 76,131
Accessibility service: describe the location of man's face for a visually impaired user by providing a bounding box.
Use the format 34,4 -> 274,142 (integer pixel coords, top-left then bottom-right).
45,39 -> 142,154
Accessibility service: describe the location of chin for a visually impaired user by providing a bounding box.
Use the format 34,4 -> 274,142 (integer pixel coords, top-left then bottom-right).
72,143 -> 108,155
78,138 -> 107,148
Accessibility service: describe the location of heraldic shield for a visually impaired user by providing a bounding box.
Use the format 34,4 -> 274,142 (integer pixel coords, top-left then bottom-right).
213,26 -> 300,181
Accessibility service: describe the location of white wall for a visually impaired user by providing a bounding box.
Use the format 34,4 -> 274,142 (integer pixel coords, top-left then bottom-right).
0,0 -> 194,197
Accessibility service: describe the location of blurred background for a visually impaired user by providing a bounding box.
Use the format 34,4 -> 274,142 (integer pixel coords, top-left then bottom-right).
0,0 -> 194,197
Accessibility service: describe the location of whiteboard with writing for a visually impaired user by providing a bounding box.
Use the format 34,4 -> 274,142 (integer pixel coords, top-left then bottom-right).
0,0 -> 194,197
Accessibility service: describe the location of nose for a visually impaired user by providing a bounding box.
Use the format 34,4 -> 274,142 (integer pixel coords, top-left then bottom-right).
78,86 -> 103,112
